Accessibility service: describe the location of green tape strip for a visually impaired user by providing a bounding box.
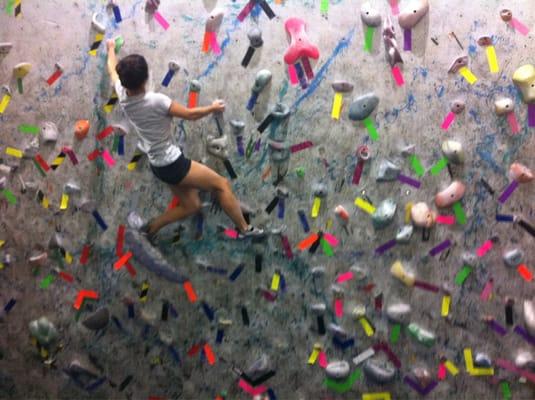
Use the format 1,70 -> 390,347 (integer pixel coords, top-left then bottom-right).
112,134 -> 120,153
364,26 -> 375,52
455,265 -> 472,286
16,78 -> 23,94
2,189 -> 16,205
40,274 -> 54,289
324,369 -> 361,393
320,0 -> 329,14
500,381 -> 511,400
18,124 -> 40,135
295,167 -> 305,178
409,154 -> 425,177
321,238 -> 333,257
32,159 -> 46,177
114,35 -> 124,53
6,0 -> 15,15
390,323 -> 401,344
430,156 -> 448,176
452,201 -> 467,225
363,116 -> 379,141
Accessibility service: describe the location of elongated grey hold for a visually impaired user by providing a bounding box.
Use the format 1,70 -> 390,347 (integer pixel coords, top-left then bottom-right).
348,93 -> 379,121
229,120 -> 245,136
372,198 -> 397,229
363,359 -> 397,383
328,323 -> 348,338
252,69 -> 272,93
68,358 -> 100,378
246,354 -> 271,381
82,307 -> 110,330
503,248 -> 523,267
523,299 -> 535,336
326,361 -> 350,379
311,303 -> 326,313
386,302 -> 411,324
376,160 -> 400,181
349,265 -> 368,281
125,229 -> 188,283
396,225 -> 413,244
332,80 -> 354,93
311,266 -> 326,277
248,27 -> 263,48
353,348 -> 375,365
271,103 -> 290,120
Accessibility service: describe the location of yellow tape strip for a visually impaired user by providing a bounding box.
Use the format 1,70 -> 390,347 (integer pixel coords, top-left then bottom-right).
458,66 -> 478,85
405,202 -> 413,224
355,197 -> 376,215
444,360 -> 459,376
331,92 -> 343,120
271,272 -> 280,291
486,45 -> 499,73
441,295 -> 451,317
308,348 -> 320,364
359,317 -> 375,337
0,94 -> 11,114
311,197 -> 321,218
60,193 -> 69,210
6,147 -> 23,158
0,240 -> 5,248
65,251 -> 73,265
362,393 -> 391,400
464,348 -> 495,375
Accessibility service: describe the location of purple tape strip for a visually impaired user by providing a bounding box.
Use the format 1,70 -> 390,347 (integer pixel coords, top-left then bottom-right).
414,280 -> 440,292
529,103 -> 535,127
373,342 -> 401,368
403,28 -> 412,51
237,0 -> 255,21
404,376 -> 438,395
375,239 -> 397,255
514,325 -> 535,346
397,174 -> 421,188
301,57 -> 314,80
488,319 -> 507,336
429,239 -> 452,256
498,180 -> 519,204
281,235 -> 293,260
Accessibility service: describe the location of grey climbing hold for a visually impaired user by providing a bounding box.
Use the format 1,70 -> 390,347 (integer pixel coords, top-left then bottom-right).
271,103 -> 291,120
189,80 -> 201,93
351,305 -> 366,319
28,317 -> 58,346
349,265 -> 368,281
396,225 -> 414,244
82,307 -> 110,330
462,252 -> 478,267
246,354 -> 271,381
78,198 -> 97,213
64,180 -> 81,194
474,353 -> 492,368
229,120 -> 245,136
328,323 -> 348,338
372,198 -> 397,229
41,121 -> 59,142
206,135 -> 229,159
48,233 -> 64,250
348,93 -> 379,121
376,160 -> 400,182
503,248 -> 524,267
326,361 -> 350,380
68,358 -> 100,378
363,359 -> 397,384
360,2 -> 382,27
523,299 -> 535,336
127,210 -> 145,230
28,252 -> 48,267
311,303 -> 326,313
441,140 -> 464,164
125,228 -> 188,283
412,367 -> 432,386
312,183 -> 328,198
448,55 -> 468,73
312,266 -> 326,277
205,8 -> 224,32
331,284 -> 344,296
252,69 -> 272,93
332,80 -> 354,93
386,302 -> 411,324
515,351 -> 535,369
247,27 -> 263,48
400,144 -> 416,156
407,322 -> 436,347
23,137 -> 39,158
91,12 -> 106,33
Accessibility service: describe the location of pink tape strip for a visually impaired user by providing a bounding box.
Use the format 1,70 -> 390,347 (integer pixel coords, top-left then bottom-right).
437,363 -> 447,380
334,298 -> 343,318
288,64 -> 298,85
224,228 -> 239,239
476,239 -> 493,257
496,359 -> 535,384
318,352 -> 328,368
323,232 -> 339,247
441,112 -> 456,130
507,112 -> 520,134
510,18 -> 530,36
336,271 -> 354,283
209,32 -> 222,55
238,379 -> 267,396
101,149 -> 116,167
391,66 -> 404,86
480,279 -> 493,301
153,11 -> 170,30
436,215 -> 455,225
390,0 -> 400,15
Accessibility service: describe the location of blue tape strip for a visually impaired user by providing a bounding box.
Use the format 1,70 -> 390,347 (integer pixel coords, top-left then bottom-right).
161,69 -> 175,87
267,388 -> 277,400
4,298 -> 16,313
294,62 -> 308,89
246,92 -> 259,111
113,5 -> 122,23
496,214 -> 514,222
118,135 -> 124,156
202,301 -> 214,321
216,329 -> 224,344
333,336 -> 354,350
92,210 -> 108,230
278,198 -> 285,219
229,264 -> 244,281
298,210 -> 310,232
127,303 -> 134,319
169,345 -> 181,364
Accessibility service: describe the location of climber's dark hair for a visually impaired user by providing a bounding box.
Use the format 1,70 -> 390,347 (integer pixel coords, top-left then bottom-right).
116,54 -> 148,90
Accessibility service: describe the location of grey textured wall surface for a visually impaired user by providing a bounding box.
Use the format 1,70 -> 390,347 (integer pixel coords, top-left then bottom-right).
0,0 -> 534,399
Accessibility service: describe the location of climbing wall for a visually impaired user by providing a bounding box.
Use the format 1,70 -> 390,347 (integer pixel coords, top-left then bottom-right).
0,0 -> 534,399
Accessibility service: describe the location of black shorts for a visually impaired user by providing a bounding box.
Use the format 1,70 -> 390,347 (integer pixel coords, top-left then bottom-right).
150,154 -> 192,185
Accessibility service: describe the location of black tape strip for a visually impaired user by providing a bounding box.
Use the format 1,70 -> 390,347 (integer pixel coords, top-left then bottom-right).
161,302 -> 169,321
480,178 -> 495,195
519,219 -> 535,238
309,232 -> 322,253
223,159 -> 237,179
317,315 -> 326,335
250,370 -> 276,386
505,302 -> 513,326
241,46 -> 255,68
255,254 -> 262,273
258,0 -> 275,19
118,375 -> 133,391
265,196 -> 279,214
90,40 -> 102,51
422,228 -> 430,242
257,114 -> 274,133
241,306 -> 250,325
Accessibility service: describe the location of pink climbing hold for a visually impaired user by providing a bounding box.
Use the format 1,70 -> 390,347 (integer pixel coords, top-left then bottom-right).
283,18 -> 320,65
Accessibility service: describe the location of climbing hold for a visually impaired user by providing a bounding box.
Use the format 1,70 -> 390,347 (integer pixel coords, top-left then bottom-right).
205,7 -> 224,33
325,361 -> 350,380
28,317 -> 58,346
435,181 -> 466,208
500,9 -> 513,22
386,302 -> 412,324
509,162 -> 533,183
441,140 -> 464,164
331,81 -> 354,93
390,260 -> 416,286
348,93 -> 379,121
450,99 -> 465,114
410,202 -> 436,228
512,65 -> 535,103
515,351 -> 535,369
74,120 -> 90,141
398,0 -> 429,29
523,299 -> 535,336
206,135 -> 229,159
360,2 -> 382,27
395,225 -> 414,244
448,55 -> 468,73
494,98 -> 514,115
13,62 -> 31,79
503,248 -> 524,267
474,353 -> 492,368
372,198 -> 397,229
476,35 -> 493,47
82,307 -> 110,330
383,16 -> 403,67
376,160 -> 400,182
247,27 -> 263,48
91,12 -> 106,33
0,42 -> 12,57
407,322 -> 436,346
283,18 -> 320,65
363,359 -> 397,384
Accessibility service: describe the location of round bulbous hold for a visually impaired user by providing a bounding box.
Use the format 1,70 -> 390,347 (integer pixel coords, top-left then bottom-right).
500,9 -> 513,22
450,99 -> 465,114
441,140 -> 464,164
331,80 -> 354,93
512,64 -> 535,104
477,35 -> 493,46
398,0 -> 430,29
411,202 -> 436,228
509,162 -> 533,183
435,181 -> 466,208
360,2 -> 382,27
494,97 -> 514,115
448,55 -> 468,73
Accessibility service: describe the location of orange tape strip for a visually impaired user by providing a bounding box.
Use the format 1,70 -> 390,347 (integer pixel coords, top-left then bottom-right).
204,343 -> 216,365
183,281 -> 198,302
114,251 -> 133,270
297,233 -> 319,251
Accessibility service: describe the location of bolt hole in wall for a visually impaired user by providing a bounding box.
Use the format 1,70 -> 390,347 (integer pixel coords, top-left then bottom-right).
0,0 -> 534,399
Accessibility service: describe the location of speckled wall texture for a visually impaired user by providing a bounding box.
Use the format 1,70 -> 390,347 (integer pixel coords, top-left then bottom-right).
0,0 -> 534,399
